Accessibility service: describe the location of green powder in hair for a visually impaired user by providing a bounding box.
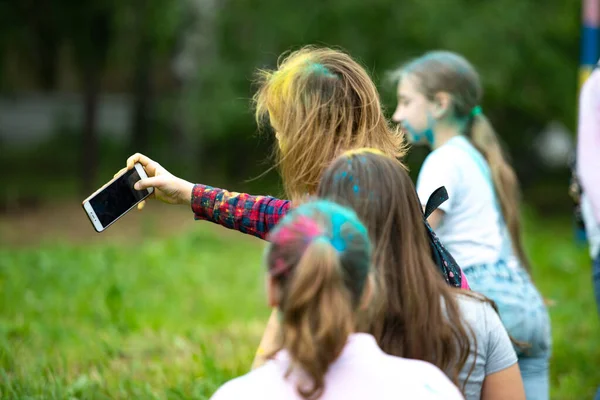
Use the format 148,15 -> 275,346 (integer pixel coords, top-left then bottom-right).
306,62 -> 337,78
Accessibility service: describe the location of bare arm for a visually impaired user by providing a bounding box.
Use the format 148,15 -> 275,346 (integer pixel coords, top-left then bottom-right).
251,309 -> 281,370
426,208 -> 445,229
481,364 -> 525,400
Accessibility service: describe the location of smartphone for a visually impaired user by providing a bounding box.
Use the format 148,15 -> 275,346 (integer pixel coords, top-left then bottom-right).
82,163 -> 154,232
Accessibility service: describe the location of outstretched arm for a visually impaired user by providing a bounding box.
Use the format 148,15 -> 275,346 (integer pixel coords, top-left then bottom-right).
191,184 -> 291,240
122,153 -> 292,240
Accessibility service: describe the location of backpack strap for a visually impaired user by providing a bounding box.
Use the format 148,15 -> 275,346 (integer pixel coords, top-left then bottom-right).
424,186 -> 449,219
421,186 -> 466,289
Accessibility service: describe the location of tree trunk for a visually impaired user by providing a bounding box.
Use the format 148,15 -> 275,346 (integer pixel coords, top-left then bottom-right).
170,76 -> 192,170
81,63 -> 100,196
169,0 -> 222,175
37,34 -> 58,91
130,5 -> 153,154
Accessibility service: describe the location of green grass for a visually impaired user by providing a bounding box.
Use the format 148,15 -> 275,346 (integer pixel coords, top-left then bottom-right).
524,214 -> 600,399
0,226 -> 269,399
0,214 -> 599,399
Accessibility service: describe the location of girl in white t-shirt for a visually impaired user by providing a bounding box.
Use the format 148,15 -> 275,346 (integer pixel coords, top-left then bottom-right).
390,51 -> 551,400
211,200 -> 463,400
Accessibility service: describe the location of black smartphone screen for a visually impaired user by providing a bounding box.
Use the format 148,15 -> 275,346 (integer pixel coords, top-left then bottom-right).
89,168 -> 149,227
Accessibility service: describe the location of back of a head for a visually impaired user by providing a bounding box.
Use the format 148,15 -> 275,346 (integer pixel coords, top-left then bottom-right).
254,46 -> 406,200
316,149 -> 472,387
396,51 -> 531,271
266,200 -> 372,400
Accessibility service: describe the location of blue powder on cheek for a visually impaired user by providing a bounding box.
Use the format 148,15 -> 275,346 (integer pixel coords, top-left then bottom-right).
404,117 -> 435,146
424,112 -> 436,145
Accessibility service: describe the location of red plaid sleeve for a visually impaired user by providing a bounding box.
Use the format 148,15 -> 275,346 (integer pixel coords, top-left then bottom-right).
191,184 -> 291,240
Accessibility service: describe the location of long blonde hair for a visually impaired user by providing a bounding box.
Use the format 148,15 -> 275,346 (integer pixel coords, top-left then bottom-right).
396,51 -> 531,271
265,200 -> 372,400
254,46 -> 406,201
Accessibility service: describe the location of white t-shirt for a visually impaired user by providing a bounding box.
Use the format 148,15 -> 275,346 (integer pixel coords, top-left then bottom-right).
456,295 -> 518,400
417,136 -> 504,267
210,333 -> 464,400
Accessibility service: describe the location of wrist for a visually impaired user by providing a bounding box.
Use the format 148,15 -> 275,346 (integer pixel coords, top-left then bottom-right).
178,178 -> 194,205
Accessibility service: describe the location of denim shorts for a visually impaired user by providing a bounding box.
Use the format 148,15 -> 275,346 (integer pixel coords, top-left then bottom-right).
593,252 -> 600,317
463,260 -> 552,358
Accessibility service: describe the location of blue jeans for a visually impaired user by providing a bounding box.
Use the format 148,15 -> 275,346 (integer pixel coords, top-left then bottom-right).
594,253 -> 600,400
594,252 -> 600,318
464,260 -> 551,400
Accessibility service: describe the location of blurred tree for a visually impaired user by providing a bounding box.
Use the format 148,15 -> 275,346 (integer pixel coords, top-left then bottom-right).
0,0 -> 582,206
58,0 -> 117,195
201,0 -> 578,191
126,0 -> 182,155
19,0 -> 61,91
0,0 -> 62,91
169,0 -> 223,175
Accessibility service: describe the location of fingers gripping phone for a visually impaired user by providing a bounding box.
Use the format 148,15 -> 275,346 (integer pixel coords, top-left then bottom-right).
82,163 -> 154,232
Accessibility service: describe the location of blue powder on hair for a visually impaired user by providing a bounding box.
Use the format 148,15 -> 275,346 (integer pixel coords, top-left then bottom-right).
272,200 -> 369,255
329,212 -> 346,252
282,200 -> 368,237
334,171 -> 348,182
353,185 -> 359,194
307,62 -> 337,78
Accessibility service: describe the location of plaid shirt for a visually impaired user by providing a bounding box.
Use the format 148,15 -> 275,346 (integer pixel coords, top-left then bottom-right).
191,183 -> 469,289
191,184 -> 290,240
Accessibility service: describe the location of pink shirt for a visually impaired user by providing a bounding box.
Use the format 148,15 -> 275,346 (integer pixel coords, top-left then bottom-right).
578,64 -> 600,223
577,63 -> 600,258
210,333 -> 464,400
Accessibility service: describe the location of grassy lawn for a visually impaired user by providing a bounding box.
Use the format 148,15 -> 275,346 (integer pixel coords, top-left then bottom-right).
0,222 -> 269,399
0,209 -> 599,399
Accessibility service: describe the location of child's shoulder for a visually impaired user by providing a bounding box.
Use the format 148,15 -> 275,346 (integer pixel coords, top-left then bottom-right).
381,356 -> 463,399
455,293 -> 492,320
421,140 -> 468,173
382,354 -> 447,379
209,362 -> 282,400
454,292 -> 506,341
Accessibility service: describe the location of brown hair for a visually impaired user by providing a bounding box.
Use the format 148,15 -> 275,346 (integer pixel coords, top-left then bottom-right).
254,46 -> 407,201
316,149 -> 474,387
266,200 -> 372,399
395,50 -> 530,271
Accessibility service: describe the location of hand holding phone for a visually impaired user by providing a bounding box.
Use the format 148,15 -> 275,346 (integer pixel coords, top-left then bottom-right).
82,163 -> 154,232
114,153 -> 194,211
